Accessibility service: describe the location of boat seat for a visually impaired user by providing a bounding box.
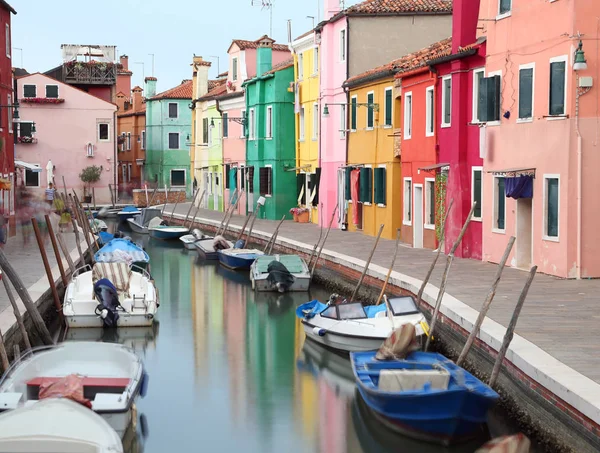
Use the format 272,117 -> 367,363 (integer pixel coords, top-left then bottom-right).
378,368 -> 450,392
92,263 -> 132,294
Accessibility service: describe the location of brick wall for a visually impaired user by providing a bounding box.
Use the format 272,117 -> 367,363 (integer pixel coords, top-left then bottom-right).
132,189 -> 186,207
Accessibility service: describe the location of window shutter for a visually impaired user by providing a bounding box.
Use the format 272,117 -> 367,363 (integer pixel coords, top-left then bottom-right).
46,85 -> 58,98
473,170 -> 482,218
479,76 -> 500,122
550,62 -> 565,116
497,177 -> 505,229
297,174 -> 305,204
230,167 -> 237,190
202,118 -> 208,143
518,69 -> 533,119
385,90 -> 392,126
222,113 -> 228,137
351,98 -> 357,130
313,167 -> 321,205
367,93 -> 374,128
345,167 -> 352,200
247,166 -> 255,192
359,167 -> 372,203
547,179 -> 559,236
308,174 -> 315,205
224,164 -> 231,189
374,168 -> 386,205
259,167 -> 268,195
444,79 -> 452,124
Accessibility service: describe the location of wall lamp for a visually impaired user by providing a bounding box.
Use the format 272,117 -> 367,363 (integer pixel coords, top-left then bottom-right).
573,40 -> 587,71
322,102 -> 379,118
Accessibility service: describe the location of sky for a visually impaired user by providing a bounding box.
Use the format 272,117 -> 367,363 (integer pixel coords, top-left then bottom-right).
10,0 -> 358,93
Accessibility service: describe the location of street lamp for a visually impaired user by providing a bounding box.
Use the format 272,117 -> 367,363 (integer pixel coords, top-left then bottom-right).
573,40 -> 588,71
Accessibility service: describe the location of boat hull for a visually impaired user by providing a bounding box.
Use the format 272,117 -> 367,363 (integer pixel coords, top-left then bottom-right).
194,239 -> 220,260
252,275 -> 311,292
302,322 -> 396,352
127,219 -> 148,234
66,314 -> 155,328
117,213 -> 138,221
149,228 -> 188,240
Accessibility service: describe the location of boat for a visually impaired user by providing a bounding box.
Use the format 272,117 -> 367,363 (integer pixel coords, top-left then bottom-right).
217,247 -> 264,270
98,231 -> 115,245
117,205 -> 141,221
195,236 -> 233,260
148,217 -> 188,240
96,206 -> 122,219
64,262 -> 159,328
350,348 -> 499,446
179,228 -> 206,250
250,254 -> 311,292
475,434 -> 531,453
0,398 -> 123,452
295,295 -> 428,352
127,208 -> 162,234
89,218 -> 108,233
94,238 -> 150,266
0,342 -> 148,438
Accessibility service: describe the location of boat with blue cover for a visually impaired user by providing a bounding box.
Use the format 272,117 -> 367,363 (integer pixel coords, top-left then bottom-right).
217,248 -> 264,270
97,231 -> 114,245
117,206 -> 141,221
94,238 -> 150,265
295,295 -> 428,352
350,350 -> 499,446
250,254 -> 311,292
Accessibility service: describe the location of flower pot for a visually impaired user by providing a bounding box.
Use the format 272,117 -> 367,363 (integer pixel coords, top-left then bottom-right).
297,211 -> 310,223
292,213 -> 298,222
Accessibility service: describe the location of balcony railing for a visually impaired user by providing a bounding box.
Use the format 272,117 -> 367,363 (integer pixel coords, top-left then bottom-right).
63,62 -> 117,85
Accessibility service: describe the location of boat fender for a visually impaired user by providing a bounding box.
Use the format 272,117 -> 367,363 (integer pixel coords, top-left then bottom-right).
312,327 -> 326,337
140,413 -> 149,439
140,370 -> 150,398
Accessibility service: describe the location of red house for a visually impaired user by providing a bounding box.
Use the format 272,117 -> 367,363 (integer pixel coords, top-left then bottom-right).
428,0 -> 486,259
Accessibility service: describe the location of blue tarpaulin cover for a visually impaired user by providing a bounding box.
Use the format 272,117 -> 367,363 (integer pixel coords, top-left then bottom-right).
505,175 -> 533,199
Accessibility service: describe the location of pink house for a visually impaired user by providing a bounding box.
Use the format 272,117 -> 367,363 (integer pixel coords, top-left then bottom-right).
481,0 -> 600,278
15,73 -> 117,203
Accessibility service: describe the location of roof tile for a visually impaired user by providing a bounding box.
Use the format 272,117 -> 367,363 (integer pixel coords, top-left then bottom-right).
263,58 -> 294,75
231,37 -> 289,52
199,79 -> 227,101
346,0 -> 452,14
149,79 -> 193,100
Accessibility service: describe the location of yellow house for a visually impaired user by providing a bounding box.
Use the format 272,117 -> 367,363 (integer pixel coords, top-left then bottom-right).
291,31 -> 319,224
343,61 -> 402,240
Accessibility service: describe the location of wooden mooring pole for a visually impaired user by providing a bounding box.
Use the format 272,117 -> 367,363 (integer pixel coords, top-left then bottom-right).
350,224 -> 384,302
235,213 -> 253,242
221,191 -> 242,237
376,228 -> 401,306
244,212 -> 259,248
45,215 -> 68,287
70,194 -> 93,261
307,203 -> 325,269
0,325 -> 8,371
183,189 -> 203,227
489,265 -> 538,388
56,232 -> 76,275
310,202 -> 338,277
1,274 -> 32,351
264,216 -> 286,254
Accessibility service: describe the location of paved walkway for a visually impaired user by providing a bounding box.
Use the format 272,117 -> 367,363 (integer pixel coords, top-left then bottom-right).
169,203 -> 600,385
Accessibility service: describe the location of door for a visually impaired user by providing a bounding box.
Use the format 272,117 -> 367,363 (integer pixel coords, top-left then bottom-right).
337,168 -> 345,227
213,171 -> 220,210
413,185 -> 424,248
516,198 -> 533,268
204,171 -> 211,209
246,168 -> 254,213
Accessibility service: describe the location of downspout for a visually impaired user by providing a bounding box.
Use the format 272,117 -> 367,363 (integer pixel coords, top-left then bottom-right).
429,65 -> 441,156
113,109 -> 118,205
344,17 -> 350,169
575,79 -> 585,279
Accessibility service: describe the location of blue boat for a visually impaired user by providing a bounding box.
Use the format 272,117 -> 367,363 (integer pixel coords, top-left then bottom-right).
117,205 -> 141,221
94,238 -> 150,264
148,225 -> 189,240
217,248 -> 264,270
97,231 -> 114,245
350,350 -> 499,446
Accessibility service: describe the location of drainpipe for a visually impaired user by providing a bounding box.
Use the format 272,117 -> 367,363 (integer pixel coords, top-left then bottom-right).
113,109 -> 118,205
575,82 -> 583,279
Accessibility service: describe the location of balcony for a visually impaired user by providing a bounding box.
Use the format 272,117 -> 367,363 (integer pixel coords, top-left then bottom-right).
63,61 -> 117,86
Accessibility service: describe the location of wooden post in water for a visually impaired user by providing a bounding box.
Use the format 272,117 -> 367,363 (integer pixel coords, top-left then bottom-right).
70,194 -> 93,261
148,185 -> 159,207
244,212 -> 258,248
307,203 -> 325,269
350,224 -> 385,302
265,216 -> 286,254
184,189 -> 202,226
235,213 -> 252,242
456,236 -> 515,366
168,191 -> 182,224
221,191 -> 242,237
425,202 -> 477,351
0,251 -> 53,345
44,215 -> 68,287
416,199 -> 454,308
71,194 -> 95,261
92,187 -> 96,210
310,202 -> 338,277
56,232 -> 76,275
32,218 -> 64,322
160,187 -> 169,216
1,274 -> 32,350
376,229 -> 401,306
489,265 -> 538,388
75,192 -> 99,253
0,327 -> 8,371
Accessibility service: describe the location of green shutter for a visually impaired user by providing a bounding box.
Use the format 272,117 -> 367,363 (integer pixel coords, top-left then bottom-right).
374,167 -> 386,205
229,168 -> 237,191
222,113 -> 229,137
351,98 -> 357,130
359,167 -> 372,203
444,78 -> 452,124
345,168 -> 352,200
497,177 -> 505,229
385,90 -> 392,126
547,178 -> 559,237
518,69 -> 533,119
224,164 -> 231,189
550,61 -> 565,116
367,93 -> 374,128
473,170 -> 482,218
479,76 -> 501,122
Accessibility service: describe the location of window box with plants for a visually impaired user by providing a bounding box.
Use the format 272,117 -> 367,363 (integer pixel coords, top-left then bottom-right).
79,165 -> 101,204
21,98 -> 65,104
290,207 -> 310,223
18,136 -> 37,144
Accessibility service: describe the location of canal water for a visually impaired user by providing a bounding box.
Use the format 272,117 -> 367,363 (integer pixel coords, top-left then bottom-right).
67,229 -> 538,453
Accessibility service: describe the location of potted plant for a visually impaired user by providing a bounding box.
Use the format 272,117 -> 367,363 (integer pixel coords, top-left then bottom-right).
79,165 -> 101,203
290,206 -> 310,223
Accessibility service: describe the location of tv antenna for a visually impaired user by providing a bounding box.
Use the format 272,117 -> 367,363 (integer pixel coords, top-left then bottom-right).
251,0 -> 274,37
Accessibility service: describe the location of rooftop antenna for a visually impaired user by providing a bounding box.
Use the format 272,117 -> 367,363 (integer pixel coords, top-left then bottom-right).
251,0 -> 274,37
287,19 -> 292,45
307,16 -> 315,28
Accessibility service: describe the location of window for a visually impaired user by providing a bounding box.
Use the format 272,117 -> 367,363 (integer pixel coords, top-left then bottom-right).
367,92 -> 374,130
472,68 -> 485,123
499,0 -> 511,16
259,166 -> 272,196
45,85 -> 59,99
403,178 -> 412,224
478,73 -> 501,123
5,24 -> 9,58
313,47 -> 319,74
351,96 -> 357,131
266,106 -> 273,139
171,170 -> 186,187
425,179 -> 435,227
518,64 -> 534,121
374,167 -> 386,205
25,168 -> 40,187
141,130 -> 146,149
299,106 -> 305,140
359,167 -> 372,204
222,113 -> 228,138
128,164 -> 132,182
168,103 -> 178,119
384,87 -> 393,127
494,176 -> 506,231
312,103 -> 318,140
202,117 -> 209,144
426,86 -> 434,137
7,94 -> 12,133
549,57 -> 567,116
298,53 -> 304,80
249,108 -> 256,140
247,166 -> 254,192
340,29 -> 346,61
168,132 -> 179,149
98,123 -> 109,141
23,85 -> 36,98
442,76 -> 451,127
472,167 -> 483,220
19,121 -> 33,138
403,92 -> 412,139
544,176 -> 559,239
126,132 -> 131,150
340,104 -> 346,138
240,109 -> 246,138
232,58 -> 238,81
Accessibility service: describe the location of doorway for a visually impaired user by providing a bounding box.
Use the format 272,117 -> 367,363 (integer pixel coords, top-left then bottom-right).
337,168 -> 345,228
213,170 -> 220,210
516,198 -> 533,269
413,184 -> 424,248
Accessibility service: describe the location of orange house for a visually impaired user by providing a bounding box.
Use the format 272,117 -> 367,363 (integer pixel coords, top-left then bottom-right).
116,86 -> 146,193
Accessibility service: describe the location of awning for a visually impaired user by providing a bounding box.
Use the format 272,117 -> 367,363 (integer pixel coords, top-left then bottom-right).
15,161 -> 42,173
487,167 -> 536,177
418,163 -> 450,172
505,175 -> 534,199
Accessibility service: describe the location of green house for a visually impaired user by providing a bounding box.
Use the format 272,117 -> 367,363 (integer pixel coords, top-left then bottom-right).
243,37 -> 296,220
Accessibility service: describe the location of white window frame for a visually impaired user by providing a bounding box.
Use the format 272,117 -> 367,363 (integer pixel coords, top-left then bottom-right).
45,84 -> 59,99
441,75 -> 452,128
5,24 -> 9,59
98,122 -> 110,142
340,29 -> 346,62
232,57 -> 238,82
403,177 -> 412,226
425,86 -> 434,137
240,109 -> 246,138
170,169 -> 187,187
472,68 -> 485,124
25,165 -> 41,188
299,106 -> 305,141
376,164 -> 387,208
383,87 -> 393,128
168,102 -> 179,119
340,104 -> 346,139
517,63 -> 535,123
248,108 -> 256,140
403,91 -> 413,140
266,105 -> 273,139
264,164 -> 273,197
168,132 -> 180,149
548,55 -> 568,119
313,46 -> 319,75
424,177 -> 435,229
298,53 -> 304,80
366,91 -> 374,131
492,175 -> 506,234
471,166 -> 483,222
312,103 -> 319,141
497,0 -> 512,20
543,174 -> 560,242
141,130 -> 146,149
486,70 -> 503,126
126,132 -> 131,150
350,95 -> 357,132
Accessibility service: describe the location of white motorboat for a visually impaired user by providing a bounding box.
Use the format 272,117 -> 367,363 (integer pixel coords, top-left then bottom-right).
295,295 -> 428,352
64,262 -> 159,328
0,398 -> 123,452
127,208 -> 162,234
250,254 -> 311,292
90,218 -> 108,233
0,342 -> 148,438
195,236 -> 233,260
179,229 -> 207,250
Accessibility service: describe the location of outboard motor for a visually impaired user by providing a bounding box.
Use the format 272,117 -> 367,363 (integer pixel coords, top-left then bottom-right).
234,239 -> 245,249
213,235 -> 231,250
93,278 -> 122,328
191,229 -> 204,241
266,260 -> 295,293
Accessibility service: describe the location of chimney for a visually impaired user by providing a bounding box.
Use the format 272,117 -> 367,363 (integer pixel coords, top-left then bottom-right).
256,35 -> 274,76
120,54 -> 129,71
116,92 -> 126,111
452,0 -> 481,54
145,77 -> 157,98
324,0 -> 343,20
132,86 -> 143,112
193,56 -> 211,98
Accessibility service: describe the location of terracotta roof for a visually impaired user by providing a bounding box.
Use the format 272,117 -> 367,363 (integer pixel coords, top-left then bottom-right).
264,58 -> 294,75
215,90 -> 244,101
346,0 -> 452,14
117,103 -> 146,118
149,79 -> 193,100
198,79 -> 227,101
208,80 -> 223,91
427,36 -> 487,63
217,71 -> 228,78
229,37 -> 290,52
345,37 -> 451,86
